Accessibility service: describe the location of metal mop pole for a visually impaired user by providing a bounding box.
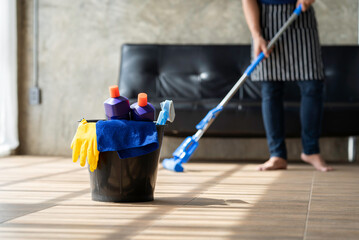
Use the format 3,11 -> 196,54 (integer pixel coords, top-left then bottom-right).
162,4 -> 303,172
193,6 -> 302,142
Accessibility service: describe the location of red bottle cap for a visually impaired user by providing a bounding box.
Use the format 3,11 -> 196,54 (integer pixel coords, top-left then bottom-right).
109,85 -> 120,98
138,93 -> 148,107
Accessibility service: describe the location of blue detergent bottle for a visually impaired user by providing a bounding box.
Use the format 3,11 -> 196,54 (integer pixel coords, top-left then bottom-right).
130,93 -> 155,121
104,85 -> 130,120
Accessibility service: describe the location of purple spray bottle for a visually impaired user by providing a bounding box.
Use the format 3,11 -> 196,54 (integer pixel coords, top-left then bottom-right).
104,85 -> 130,120
130,93 -> 155,121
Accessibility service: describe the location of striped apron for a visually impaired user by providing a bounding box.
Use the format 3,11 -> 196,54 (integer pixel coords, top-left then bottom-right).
251,3 -> 325,81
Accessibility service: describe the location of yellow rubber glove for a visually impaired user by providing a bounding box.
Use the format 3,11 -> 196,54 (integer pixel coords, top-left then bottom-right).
71,119 -> 99,172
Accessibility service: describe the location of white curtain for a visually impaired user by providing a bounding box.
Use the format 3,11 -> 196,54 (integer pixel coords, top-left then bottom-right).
0,0 -> 18,156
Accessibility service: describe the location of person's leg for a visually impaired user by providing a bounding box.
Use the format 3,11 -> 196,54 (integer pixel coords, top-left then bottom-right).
258,81 -> 287,170
297,80 -> 332,171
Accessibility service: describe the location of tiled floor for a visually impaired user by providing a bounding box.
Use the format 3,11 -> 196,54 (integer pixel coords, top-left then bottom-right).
0,156 -> 358,239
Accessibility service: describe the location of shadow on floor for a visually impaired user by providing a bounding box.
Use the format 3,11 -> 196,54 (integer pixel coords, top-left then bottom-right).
151,197 -> 249,206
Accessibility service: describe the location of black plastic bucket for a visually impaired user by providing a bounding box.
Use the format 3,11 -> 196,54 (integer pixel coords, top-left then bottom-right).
88,124 -> 165,202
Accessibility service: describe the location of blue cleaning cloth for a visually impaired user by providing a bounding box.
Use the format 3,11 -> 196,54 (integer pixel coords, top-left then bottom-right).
96,120 -> 159,159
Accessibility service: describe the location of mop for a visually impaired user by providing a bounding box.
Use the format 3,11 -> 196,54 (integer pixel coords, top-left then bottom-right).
162,4 -> 303,172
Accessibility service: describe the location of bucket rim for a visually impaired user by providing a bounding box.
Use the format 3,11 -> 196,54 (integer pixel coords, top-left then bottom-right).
77,119 -> 166,126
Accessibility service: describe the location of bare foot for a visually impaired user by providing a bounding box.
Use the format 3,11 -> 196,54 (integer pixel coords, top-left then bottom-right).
301,153 -> 333,172
258,157 -> 287,171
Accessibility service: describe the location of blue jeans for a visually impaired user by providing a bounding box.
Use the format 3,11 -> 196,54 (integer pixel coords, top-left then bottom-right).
261,81 -> 324,160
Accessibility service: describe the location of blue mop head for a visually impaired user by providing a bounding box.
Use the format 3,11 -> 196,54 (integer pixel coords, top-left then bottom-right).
162,158 -> 184,172
161,136 -> 199,172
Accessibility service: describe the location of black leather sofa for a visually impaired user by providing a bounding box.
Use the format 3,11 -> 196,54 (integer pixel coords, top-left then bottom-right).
119,44 -> 359,142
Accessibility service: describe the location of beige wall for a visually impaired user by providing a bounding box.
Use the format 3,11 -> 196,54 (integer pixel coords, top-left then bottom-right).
18,0 -> 359,160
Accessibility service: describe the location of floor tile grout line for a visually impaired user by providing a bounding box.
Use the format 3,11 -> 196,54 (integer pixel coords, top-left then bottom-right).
303,171 -> 315,240
0,204 -> 56,225
0,188 -> 90,225
0,167 -> 83,188
0,157 -> 66,171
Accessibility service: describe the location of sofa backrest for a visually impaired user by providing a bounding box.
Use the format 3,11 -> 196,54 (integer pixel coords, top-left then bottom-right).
322,46 -> 359,103
119,44 -> 359,104
119,44 -> 258,103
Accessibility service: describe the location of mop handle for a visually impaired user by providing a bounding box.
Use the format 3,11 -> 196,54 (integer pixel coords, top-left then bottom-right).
244,4 -> 302,76
195,4 -> 303,140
